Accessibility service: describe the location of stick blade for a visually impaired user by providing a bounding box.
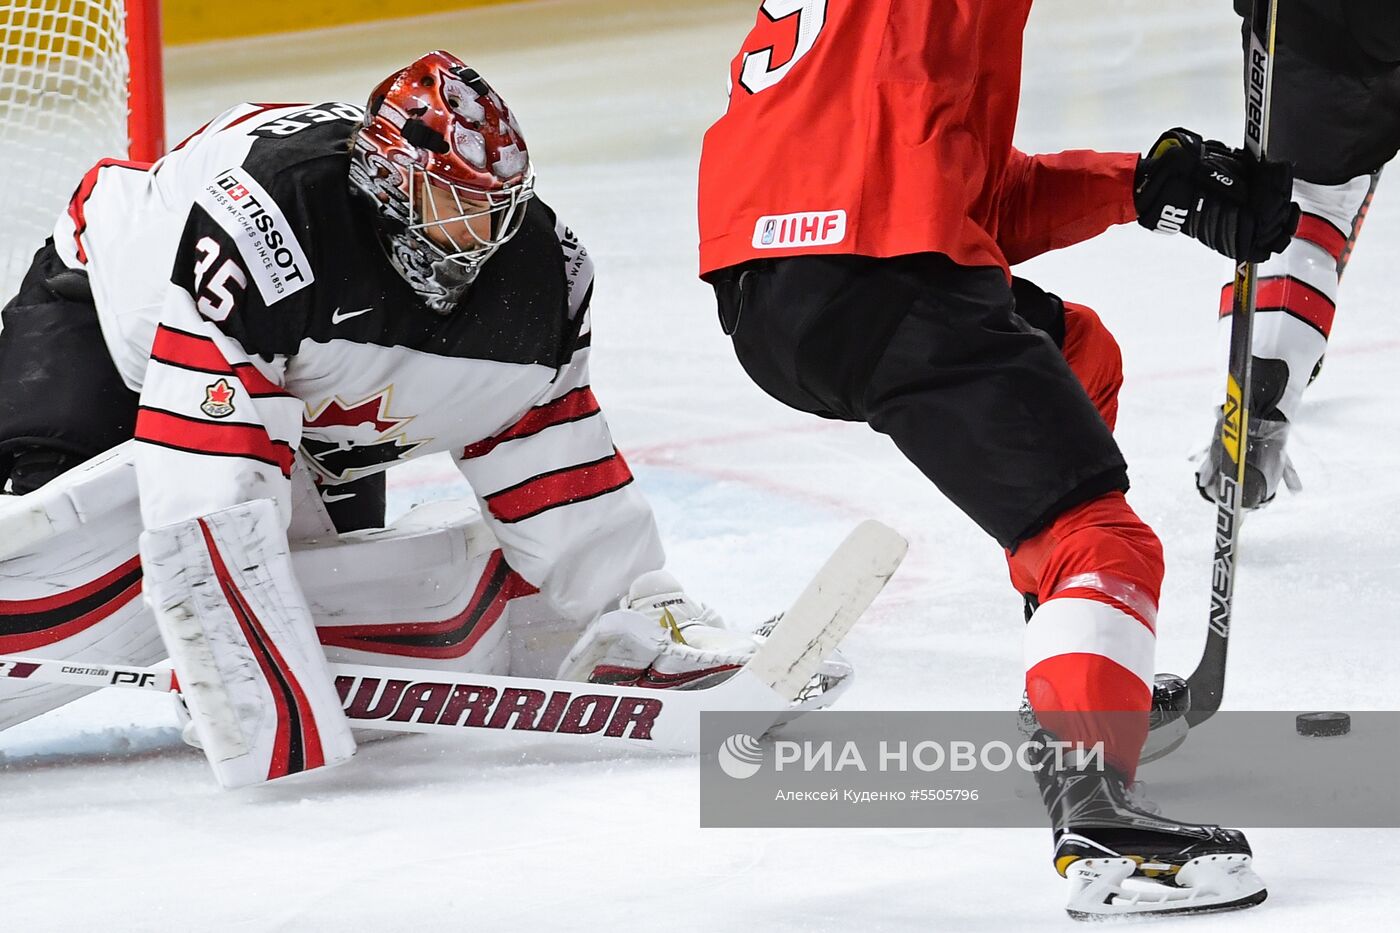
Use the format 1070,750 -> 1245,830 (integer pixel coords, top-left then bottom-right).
746,520 -> 907,701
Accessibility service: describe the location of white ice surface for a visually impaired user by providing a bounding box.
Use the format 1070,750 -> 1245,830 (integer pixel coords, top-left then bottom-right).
3,1 -> 1398,929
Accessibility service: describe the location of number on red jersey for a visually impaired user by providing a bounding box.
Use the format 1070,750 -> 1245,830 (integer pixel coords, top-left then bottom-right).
738,0 -> 829,95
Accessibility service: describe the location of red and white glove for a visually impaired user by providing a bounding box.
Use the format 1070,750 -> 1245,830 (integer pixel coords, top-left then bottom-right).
558,570 -> 758,689
558,570 -> 855,713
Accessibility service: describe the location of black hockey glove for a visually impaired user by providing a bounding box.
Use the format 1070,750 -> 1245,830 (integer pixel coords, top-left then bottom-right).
1133,128 -> 1299,263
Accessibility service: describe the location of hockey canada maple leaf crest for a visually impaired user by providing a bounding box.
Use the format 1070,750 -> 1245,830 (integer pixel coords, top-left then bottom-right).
301,389 -> 429,482
200,378 -> 237,418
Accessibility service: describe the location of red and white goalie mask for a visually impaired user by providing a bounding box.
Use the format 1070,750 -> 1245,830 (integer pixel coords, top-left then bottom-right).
349,50 -> 534,311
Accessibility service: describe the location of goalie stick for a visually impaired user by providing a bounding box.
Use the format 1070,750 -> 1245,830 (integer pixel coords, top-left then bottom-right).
1185,0 -> 1281,728
0,519 -> 906,755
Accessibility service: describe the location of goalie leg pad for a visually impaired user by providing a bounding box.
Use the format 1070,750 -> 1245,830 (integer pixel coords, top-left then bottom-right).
299,501 -> 531,676
1,458 -> 158,731
141,499 -> 355,788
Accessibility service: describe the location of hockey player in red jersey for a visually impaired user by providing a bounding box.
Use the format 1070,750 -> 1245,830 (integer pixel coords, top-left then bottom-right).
1197,0 -> 1400,509
698,1 -> 1298,919
0,51 -> 784,787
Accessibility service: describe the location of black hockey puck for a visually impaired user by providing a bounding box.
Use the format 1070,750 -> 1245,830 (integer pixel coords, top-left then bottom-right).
1296,712 -> 1351,737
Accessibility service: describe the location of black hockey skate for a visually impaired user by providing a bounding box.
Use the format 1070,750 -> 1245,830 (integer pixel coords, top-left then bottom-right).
1032,732 -> 1267,920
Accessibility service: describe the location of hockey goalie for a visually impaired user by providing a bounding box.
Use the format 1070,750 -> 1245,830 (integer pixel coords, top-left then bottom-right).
0,52 -> 855,789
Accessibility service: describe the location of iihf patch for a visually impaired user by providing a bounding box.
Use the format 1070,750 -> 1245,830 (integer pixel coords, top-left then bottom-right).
201,378 -> 237,418
751,210 -> 847,250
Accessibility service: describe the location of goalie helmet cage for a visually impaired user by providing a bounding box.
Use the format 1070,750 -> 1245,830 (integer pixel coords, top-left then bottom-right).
0,0 -> 165,295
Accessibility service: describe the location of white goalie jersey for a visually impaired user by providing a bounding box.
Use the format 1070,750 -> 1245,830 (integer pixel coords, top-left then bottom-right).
52,100 -> 663,625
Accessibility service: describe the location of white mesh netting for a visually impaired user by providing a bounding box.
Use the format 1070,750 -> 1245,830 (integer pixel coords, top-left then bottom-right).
1,0 -> 129,296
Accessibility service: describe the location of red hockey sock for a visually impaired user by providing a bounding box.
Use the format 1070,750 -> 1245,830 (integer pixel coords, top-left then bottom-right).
1009,492 -> 1163,779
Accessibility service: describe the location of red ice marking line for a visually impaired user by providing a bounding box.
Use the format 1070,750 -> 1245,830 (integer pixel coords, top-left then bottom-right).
625,419 -> 849,460
624,455 -> 932,610
632,454 -> 871,522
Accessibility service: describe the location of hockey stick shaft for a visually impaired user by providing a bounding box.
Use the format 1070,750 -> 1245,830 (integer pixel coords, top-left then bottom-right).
0,652 -> 755,750
0,657 -> 174,693
1185,0 -> 1280,727
1,520 -> 907,754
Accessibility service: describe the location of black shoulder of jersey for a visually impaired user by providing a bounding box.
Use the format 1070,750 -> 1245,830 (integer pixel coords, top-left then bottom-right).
170,107 -> 363,359
297,195 -> 582,369
172,105 -> 581,370
444,197 -> 581,368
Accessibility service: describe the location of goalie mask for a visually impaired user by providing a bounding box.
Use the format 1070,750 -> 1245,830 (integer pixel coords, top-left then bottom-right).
349,50 -> 534,313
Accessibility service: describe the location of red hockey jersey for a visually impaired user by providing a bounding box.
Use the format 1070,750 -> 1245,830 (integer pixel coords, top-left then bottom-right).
697,0 -> 1140,277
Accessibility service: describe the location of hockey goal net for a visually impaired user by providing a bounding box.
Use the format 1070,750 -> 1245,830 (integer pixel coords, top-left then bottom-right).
0,0 -> 163,295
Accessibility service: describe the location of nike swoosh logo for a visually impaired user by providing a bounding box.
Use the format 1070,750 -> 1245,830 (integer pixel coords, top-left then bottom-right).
331,306 -> 373,324
320,491 -> 357,502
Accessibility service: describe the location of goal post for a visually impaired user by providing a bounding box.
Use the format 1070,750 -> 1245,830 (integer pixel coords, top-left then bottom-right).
0,0 -> 165,294
124,0 -> 165,162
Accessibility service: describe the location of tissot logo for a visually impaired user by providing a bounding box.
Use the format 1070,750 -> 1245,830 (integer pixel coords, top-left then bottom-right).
752,210 -> 847,250
196,168 -> 313,304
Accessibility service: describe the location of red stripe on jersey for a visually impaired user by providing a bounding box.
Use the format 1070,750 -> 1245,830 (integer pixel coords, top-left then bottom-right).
1294,213 -> 1347,263
136,408 -> 295,477
461,387 -> 602,460
231,363 -> 287,398
485,449 -> 634,524
1219,276 -> 1337,338
150,325 -> 231,372
66,159 -> 152,263
150,326 -> 289,397
318,550 -> 538,659
198,519 -> 325,778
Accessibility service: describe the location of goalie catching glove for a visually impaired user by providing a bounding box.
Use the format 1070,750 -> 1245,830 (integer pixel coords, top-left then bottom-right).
559,570 -> 852,707
1134,127 -> 1298,262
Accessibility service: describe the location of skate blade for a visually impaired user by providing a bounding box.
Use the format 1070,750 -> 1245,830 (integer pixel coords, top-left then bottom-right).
1139,717 -> 1189,765
1064,854 -> 1267,921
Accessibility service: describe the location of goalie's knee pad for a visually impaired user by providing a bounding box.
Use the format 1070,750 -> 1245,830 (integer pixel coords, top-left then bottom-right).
304,500 -> 539,677
0,451 -> 156,732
